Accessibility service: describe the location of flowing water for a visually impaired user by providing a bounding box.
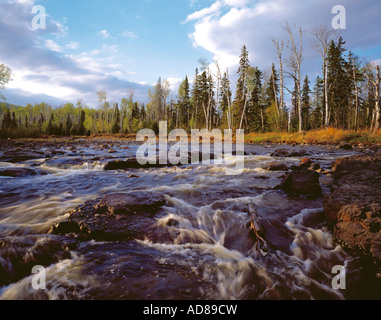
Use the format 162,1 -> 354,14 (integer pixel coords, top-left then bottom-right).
0,141 -> 378,300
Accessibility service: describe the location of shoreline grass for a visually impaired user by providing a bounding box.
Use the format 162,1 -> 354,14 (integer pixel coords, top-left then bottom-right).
1,128 -> 381,146
244,128 -> 381,146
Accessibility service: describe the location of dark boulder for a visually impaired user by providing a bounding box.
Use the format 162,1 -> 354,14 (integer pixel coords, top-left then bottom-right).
94,192 -> 166,215
299,158 -> 312,169
271,149 -> 307,158
267,161 -> 289,172
52,192 -> 167,241
0,235 -> 75,287
339,143 -> 353,150
104,158 -> 173,170
324,152 -> 381,262
43,157 -> 85,169
0,151 -> 45,163
276,170 -> 322,197
0,167 -> 49,177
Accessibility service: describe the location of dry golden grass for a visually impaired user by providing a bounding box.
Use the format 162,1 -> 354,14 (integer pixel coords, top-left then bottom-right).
244,128 -> 381,145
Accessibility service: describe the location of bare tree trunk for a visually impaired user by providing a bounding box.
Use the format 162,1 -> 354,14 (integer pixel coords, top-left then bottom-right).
352,58 -> 360,131
366,65 -> 381,133
273,39 -> 284,128
311,25 -> 337,129
215,63 -> 233,131
283,22 -> 303,133
272,68 -> 280,129
260,109 -> 265,132
374,66 -> 380,132
324,64 -> 329,127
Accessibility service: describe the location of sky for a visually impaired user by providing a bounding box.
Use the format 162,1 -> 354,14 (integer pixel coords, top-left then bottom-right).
0,0 -> 381,108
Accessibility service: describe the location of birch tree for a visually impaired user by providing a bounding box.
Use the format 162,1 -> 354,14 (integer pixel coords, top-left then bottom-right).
272,38 -> 285,127
214,61 -> 233,131
283,22 -> 304,132
365,64 -> 381,132
312,25 -> 337,128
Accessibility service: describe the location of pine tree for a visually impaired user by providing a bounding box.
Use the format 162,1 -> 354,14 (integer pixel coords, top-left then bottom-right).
233,45 -> 250,128
301,76 -> 311,131
311,76 -> 324,129
178,76 -> 191,129
112,103 -> 121,134
327,37 -> 352,128
247,67 -> 263,132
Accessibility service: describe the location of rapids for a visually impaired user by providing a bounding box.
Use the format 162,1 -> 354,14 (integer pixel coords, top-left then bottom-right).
0,142 -> 378,300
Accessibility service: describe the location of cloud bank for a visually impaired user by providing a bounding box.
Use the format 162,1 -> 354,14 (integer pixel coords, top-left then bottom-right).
0,0 -> 150,106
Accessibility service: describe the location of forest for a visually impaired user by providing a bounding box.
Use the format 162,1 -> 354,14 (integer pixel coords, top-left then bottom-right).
0,24 -> 380,139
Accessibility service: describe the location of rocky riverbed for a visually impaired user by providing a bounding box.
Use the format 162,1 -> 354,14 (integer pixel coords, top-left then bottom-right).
0,138 -> 380,300
325,152 -> 381,266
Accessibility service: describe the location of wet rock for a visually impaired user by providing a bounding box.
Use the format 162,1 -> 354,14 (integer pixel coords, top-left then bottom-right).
339,143 -> 353,150
309,163 -> 321,171
271,149 -> 307,158
0,235 -> 75,287
95,192 -> 166,215
324,152 -> 381,262
104,158 -> 173,170
276,170 -> 322,197
43,157 -> 85,169
0,151 -> 45,163
52,192 -> 167,241
0,168 -> 49,177
267,162 -> 289,171
299,158 -> 312,169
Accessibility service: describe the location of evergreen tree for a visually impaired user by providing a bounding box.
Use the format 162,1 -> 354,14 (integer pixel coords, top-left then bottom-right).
78,110 -> 86,136
247,67 -> 263,132
178,76 -> 191,129
111,103 -> 121,134
327,37 -> 352,128
301,76 -> 311,131
311,76 -> 324,129
233,45 -> 250,128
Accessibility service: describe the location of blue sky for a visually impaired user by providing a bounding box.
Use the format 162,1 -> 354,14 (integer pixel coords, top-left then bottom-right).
1,0 -> 381,107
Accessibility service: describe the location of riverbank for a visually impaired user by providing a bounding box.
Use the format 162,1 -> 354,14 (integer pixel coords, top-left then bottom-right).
1,136 -> 380,299
324,152 -> 381,268
244,128 -> 381,147
2,128 -> 380,148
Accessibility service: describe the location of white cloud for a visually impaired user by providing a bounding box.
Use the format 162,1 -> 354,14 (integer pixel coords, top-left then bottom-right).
99,29 -> 110,38
187,0 -> 381,75
122,31 -> 138,39
0,0 -> 151,106
45,39 -> 61,52
66,41 -> 79,50
184,1 -> 223,23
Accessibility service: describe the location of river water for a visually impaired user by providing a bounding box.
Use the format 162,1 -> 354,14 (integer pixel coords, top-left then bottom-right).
0,141 -> 379,300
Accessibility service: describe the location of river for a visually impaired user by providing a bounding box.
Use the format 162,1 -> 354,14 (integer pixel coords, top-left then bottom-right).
0,140 -> 378,300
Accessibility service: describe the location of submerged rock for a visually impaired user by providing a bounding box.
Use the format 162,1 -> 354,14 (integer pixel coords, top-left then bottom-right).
324,152 -> 381,262
0,167 -> 49,177
104,158 -> 172,170
271,149 -> 307,158
0,151 -> 45,163
0,235 -> 75,287
52,192 -> 167,241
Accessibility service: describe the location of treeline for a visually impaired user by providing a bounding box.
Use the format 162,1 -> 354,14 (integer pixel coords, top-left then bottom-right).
1,24 -> 380,139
